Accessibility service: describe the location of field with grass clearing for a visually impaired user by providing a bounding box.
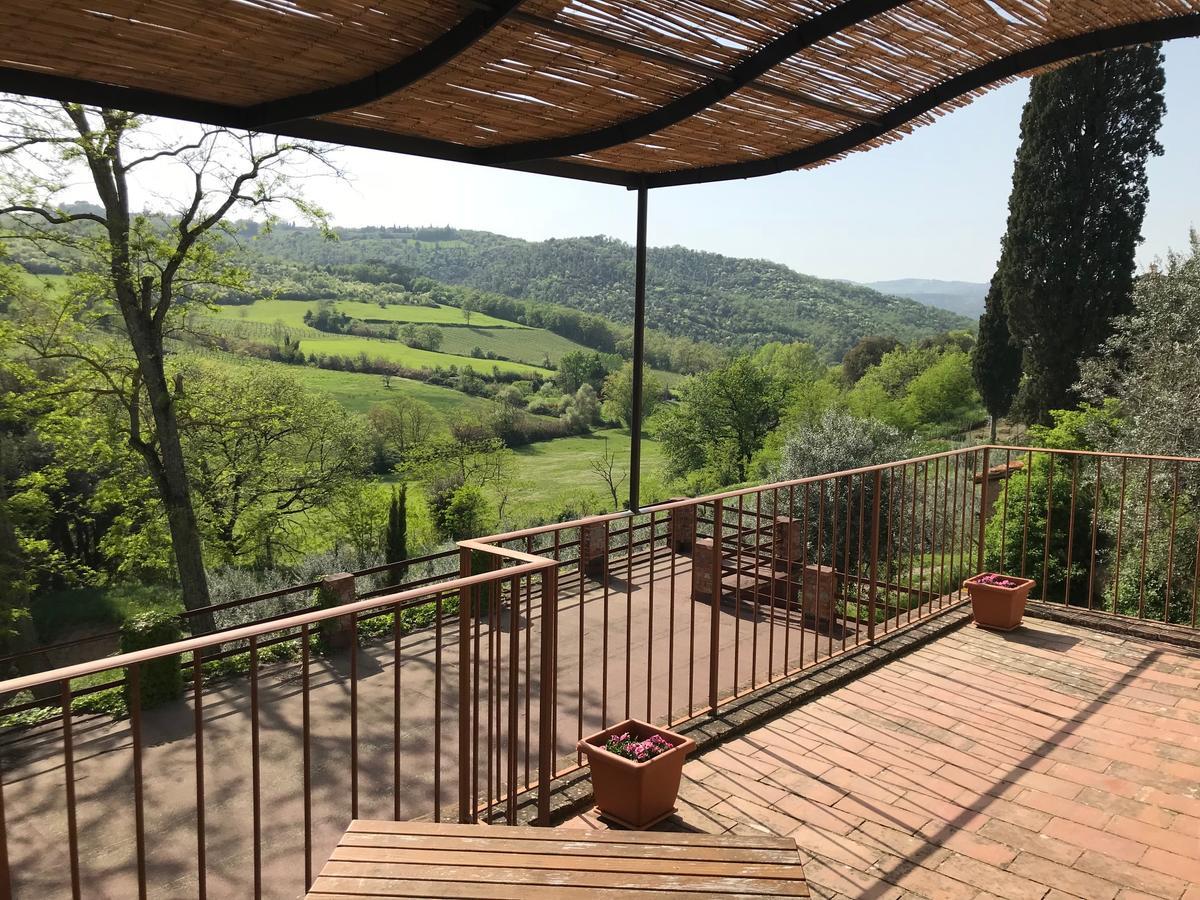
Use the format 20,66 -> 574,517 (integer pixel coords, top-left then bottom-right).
210,297 -> 519,329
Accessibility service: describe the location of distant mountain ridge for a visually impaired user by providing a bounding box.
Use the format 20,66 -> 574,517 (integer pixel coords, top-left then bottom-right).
250,225 -> 973,360
863,278 -> 988,319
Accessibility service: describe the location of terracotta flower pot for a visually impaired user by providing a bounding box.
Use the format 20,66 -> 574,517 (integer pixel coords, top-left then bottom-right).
577,719 -> 696,829
964,573 -> 1035,631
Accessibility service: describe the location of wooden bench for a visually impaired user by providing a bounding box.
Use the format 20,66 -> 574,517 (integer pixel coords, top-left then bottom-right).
307,819 -> 809,898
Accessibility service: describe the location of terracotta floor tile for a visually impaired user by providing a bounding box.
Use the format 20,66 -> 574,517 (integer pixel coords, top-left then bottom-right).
564,618 -> 1199,900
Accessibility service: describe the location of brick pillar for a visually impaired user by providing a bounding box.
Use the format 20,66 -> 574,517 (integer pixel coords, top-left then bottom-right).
667,501 -> 695,553
318,572 -> 356,649
579,522 -> 607,580
772,516 -> 803,570
802,564 -> 835,626
692,537 -> 717,601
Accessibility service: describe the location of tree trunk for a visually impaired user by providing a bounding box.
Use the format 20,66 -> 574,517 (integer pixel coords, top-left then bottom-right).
123,301 -> 216,637
989,416 -> 998,443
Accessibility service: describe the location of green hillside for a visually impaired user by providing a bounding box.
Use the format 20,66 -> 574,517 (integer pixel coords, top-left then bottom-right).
247,225 -> 973,359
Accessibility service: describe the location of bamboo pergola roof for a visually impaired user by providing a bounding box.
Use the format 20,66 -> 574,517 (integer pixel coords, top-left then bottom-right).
1,1 -> 1198,188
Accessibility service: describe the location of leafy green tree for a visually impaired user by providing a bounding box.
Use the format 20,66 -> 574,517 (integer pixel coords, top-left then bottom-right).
841,336 -> 899,384
972,280 -> 1023,441
0,101 -> 332,628
774,409 -> 912,574
901,350 -> 981,436
556,350 -> 609,394
984,440 -> 1095,605
180,362 -> 368,566
658,357 -> 782,484
751,342 -> 823,389
998,46 -> 1166,423
600,362 -> 663,430
438,485 -> 489,540
1078,232 -> 1200,456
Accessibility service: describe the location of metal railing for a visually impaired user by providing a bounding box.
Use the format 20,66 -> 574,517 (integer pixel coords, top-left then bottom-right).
0,445 -> 1197,898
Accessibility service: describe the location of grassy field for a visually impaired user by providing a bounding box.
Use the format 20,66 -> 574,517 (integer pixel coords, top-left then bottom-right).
209,354 -> 496,418
16,271 -> 69,295
295,333 -> 549,376
211,297 -> 519,329
505,428 -> 667,517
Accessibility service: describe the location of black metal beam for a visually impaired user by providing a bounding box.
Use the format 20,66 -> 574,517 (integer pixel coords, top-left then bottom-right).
644,12 -> 1200,189
245,1 -> 526,126
0,66 -> 639,187
475,0 -> 909,164
628,186 -> 649,514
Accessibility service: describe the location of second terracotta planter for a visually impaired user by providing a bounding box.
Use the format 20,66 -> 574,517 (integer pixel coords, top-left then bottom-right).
578,719 -> 695,829
964,573 -> 1034,631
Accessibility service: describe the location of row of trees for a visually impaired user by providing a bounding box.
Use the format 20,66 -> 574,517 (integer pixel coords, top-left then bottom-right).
973,44 -> 1167,432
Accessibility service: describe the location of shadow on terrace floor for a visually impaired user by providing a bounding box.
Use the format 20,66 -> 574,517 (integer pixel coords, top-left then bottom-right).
567,617 -> 1200,900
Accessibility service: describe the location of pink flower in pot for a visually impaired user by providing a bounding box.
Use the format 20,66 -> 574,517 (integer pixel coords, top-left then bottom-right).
578,719 -> 696,829
964,572 -> 1035,631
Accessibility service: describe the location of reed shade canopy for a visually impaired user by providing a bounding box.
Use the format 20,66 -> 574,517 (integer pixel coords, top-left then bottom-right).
1,1 -> 1199,189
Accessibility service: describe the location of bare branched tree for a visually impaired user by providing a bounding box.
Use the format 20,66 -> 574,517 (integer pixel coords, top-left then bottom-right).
590,439 -> 628,508
0,98 -> 338,630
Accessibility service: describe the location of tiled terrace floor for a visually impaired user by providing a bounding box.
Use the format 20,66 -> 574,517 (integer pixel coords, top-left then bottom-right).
568,618 -> 1200,900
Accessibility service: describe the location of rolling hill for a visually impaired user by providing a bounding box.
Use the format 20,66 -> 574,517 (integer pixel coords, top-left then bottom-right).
863,278 -> 988,319
249,226 -> 974,360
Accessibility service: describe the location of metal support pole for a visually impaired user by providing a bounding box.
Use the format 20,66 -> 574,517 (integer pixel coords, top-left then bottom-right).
977,447 -> 991,574
628,185 -> 648,513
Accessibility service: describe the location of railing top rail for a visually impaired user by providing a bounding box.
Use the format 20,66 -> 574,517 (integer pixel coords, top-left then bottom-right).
470,445 -> 985,545
0,557 -> 555,697
982,444 -> 1200,465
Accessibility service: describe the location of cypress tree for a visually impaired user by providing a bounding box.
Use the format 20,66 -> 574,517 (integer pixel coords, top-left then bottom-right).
998,45 -> 1165,424
972,280 -> 1023,441
386,484 -> 408,575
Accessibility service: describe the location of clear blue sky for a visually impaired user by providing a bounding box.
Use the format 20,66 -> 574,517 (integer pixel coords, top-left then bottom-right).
293,37 -> 1199,285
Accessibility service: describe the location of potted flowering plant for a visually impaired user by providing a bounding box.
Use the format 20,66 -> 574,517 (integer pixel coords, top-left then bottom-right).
964,572 -> 1035,631
578,719 -> 696,829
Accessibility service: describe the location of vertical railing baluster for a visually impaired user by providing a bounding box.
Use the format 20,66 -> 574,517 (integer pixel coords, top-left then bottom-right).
434,592 -> 443,821
1020,450 -> 1033,578
0,744 -> 10,900
841,476 -> 852,649
1088,457 -> 1102,609
767,487 -> 779,683
349,615 -> 358,820
507,577 -> 519,824
61,682 -> 80,899
602,520 -> 610,728
577,525 -> 586,754
799,482 -> 810,669
646,510 -> 656,720
1041,452 -> 1056,601
1165,463 -> 1181,623
625,516 -> 634,721
1065,456 -> 1079,607
734,494 -> 743,697
301,623 -> 312,889
868,470 -> 882,643
1113,457 -> 1129,615
1138,459 -> 1154,620
250,636 -> 261,900
393,602 -> 402,821
999,450 -> 1011,574
536,567 -> 558,825
193,656 -> 206,899
667,509 -> 677,724
708,499 -> 723,711
130,663 -> 147,900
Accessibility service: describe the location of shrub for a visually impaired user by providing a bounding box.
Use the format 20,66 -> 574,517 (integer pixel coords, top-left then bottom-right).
119,609 -> 184,709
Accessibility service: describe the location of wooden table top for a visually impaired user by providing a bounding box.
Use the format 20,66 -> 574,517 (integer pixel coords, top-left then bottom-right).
307,819 -> 809,898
